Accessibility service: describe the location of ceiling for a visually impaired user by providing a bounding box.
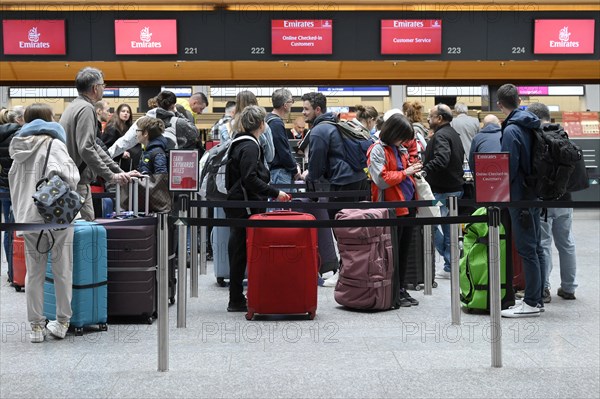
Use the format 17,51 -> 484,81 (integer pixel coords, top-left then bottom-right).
1,60 -> 599,85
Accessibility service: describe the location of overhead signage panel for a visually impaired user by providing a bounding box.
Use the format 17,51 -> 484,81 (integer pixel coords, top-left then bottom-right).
2,20 -> 66,55
534,19 -> 595,54
381,20 -> 442,55
271,20 -> 333,55
115,19 -> 177,55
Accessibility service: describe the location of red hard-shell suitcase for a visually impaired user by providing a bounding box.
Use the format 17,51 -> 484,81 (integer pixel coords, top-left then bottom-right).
245,211 -> 318,320
12,234 -> 26,292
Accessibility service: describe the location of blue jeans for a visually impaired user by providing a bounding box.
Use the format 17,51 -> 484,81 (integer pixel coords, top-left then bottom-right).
270,168 -> 293,187
433,191 -> 463,271
540,208 -> 577,294
509,207 -> 546,307
0,187 -> 13,281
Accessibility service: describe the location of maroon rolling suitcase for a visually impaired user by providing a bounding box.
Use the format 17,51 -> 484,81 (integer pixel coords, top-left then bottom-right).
245,211 -> 318,320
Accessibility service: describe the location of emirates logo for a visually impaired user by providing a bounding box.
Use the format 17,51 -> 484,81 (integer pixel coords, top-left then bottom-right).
559,26 -> 571,42
28,27 -> 40,43
140,27 -> 152,42
19,26 -> 50,48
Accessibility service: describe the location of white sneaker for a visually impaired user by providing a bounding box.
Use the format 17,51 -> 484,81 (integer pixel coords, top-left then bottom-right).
435,270 -> 451,280
501,300 -> 540,318
47,320 -> 69,339
321,271 -> 335,280
322,272 -> 339,287
30,325 -> 47,343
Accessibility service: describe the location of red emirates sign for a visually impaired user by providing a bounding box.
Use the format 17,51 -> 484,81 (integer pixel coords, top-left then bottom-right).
534,19 -> 595,54
381,20 -> 442,55
271,20 -> 333,55
114,20 -> 177,55
2,20 -> 66,55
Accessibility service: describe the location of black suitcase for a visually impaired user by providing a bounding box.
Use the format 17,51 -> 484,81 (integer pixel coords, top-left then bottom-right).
404,226 -> 437,291
97,217 -> 158,323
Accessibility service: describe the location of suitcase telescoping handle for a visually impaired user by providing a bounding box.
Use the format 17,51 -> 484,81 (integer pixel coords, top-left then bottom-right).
115,176 -> 150,216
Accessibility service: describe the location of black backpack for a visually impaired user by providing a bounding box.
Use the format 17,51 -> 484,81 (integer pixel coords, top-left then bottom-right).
323,120 -> 375,173
521,123 -> 583,200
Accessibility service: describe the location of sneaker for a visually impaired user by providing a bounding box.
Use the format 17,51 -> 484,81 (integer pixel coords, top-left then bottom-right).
227,299 -> 248,312
537,303 -> 545,313
47,320 -> 69,339
543,288 -> 552,303
322,272 -> 339,287
557,287 -> 576,300
206,252 -> 213,262
435,270 -> 450,280
321,271 -> 335,280
30,325 -> 47,343
400,289 -> 419,306
501,300 -> 540,318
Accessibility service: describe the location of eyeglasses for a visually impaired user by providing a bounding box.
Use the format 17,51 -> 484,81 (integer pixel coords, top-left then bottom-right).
96,83 -> 107,88
286,100 -> 295,105
136,129 -> 143,133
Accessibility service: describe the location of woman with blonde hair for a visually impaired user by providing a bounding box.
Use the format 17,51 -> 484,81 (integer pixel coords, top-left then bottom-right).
219,90 -> 274,166
402,101 -> 428,154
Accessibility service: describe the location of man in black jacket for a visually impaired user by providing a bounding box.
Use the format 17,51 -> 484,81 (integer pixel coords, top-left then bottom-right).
421,104 -> 465,279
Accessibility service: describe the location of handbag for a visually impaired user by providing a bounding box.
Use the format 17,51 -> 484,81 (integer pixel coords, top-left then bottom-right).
120,173 -> 172,213
413,173 -> 441,218
32,139 -> 85,252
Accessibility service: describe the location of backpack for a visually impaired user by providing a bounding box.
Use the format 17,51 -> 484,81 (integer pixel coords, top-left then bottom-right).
198,136 -> 259,200
163,116 -> 200,151
323,120 -> 375,173
459,208 -> 511,312
521,123 -> 583,200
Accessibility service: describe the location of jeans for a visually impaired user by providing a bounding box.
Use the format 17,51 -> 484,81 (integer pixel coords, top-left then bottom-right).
540,208 -> 577,294
0,187 -> 13,281
433,190 -> 463,271
509,207 -> 546,307
270,168 -> 293,187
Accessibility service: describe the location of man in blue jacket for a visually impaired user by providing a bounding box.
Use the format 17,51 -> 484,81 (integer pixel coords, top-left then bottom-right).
267,89 -> 300,186
301,92 -> 370,219
498,83 -> 546,318
468,114 -> 502,173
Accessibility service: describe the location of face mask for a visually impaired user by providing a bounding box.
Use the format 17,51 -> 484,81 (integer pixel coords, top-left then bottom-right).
370,127 -> 377,136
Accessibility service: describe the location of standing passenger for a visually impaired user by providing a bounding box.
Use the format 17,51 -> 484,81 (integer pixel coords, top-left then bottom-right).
59,67 -> 137,221
9,103 -> 79,342
224,105 -> 290,312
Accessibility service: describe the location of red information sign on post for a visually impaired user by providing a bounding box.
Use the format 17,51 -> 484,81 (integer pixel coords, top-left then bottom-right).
169,150 -> 199,192
474,153 -> 511,203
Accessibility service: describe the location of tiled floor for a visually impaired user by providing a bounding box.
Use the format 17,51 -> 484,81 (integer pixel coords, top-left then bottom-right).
1,210 -> 599,398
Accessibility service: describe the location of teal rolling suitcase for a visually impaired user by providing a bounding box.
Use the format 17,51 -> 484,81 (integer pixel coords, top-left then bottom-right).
44,221 -> 108,335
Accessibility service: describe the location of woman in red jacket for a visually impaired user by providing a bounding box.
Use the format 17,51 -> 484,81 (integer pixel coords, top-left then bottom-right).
368,113 -> 422,307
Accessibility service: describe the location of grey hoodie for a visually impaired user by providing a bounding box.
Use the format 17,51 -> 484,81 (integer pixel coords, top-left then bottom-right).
9,121 -> 79,225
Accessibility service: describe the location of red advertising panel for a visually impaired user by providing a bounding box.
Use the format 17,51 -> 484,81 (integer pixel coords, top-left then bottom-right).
534,19 -> 595,54
562,111 -> 600,137
271,20 -> 332,55
2,20 -> 66,55
381,20 -> 442,55
169,150 -> 199,191
474,153 -> 510,203
115,20 -> 177,55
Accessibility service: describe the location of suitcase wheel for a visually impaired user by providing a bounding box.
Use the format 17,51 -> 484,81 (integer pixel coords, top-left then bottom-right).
75,327 -> 84,336
245,312 -> 253,321
415,284 -> 423,291
169,297 -> 175,305
433,281 -> 438,288
146,317 -> 154,325
99,324 -> 108,332
307,312 -> 316,320
13,284 -> 22,292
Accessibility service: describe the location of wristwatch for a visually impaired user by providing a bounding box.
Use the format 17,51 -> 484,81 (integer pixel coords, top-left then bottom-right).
420,170 -> 427,178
